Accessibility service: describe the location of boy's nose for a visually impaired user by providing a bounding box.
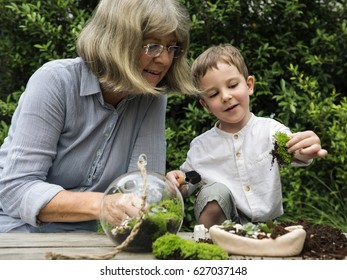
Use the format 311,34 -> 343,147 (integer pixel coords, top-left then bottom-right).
221,91 -> 233,102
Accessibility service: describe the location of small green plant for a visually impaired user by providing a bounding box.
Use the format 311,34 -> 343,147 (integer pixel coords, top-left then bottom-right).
152,232 -> 228,260
220,220 -> 286,239
270,132 -> 294,167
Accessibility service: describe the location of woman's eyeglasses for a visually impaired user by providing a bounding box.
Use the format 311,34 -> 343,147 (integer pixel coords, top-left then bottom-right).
143,44 -> 183,58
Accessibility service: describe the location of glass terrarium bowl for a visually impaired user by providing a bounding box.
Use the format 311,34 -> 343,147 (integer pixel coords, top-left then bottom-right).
100,170 -> 184,252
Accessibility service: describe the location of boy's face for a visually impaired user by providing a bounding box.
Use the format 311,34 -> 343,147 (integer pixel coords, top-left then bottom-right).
199,62 -> 254,133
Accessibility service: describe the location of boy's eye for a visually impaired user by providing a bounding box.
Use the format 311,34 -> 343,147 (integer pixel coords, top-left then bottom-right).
208,92 -> 218,98
229,83 -> 238,89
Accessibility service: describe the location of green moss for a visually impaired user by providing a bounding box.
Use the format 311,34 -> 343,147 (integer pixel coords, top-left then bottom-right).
152,233 -> 229,260
114,198 -> 183,252
158,198 -> 183,217
270,132 -> 294,167
144,198 -> 183,239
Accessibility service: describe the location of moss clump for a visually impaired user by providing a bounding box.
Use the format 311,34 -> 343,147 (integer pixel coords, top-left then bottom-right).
113,198 -> 183,252
270,132 -> 294,167
152,233 -> 229,260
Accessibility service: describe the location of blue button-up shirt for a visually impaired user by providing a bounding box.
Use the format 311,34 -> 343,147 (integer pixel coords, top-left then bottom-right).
0,57 -> 166,232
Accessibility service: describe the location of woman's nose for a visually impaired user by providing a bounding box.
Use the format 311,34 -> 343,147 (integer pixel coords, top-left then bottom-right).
154,49 -> 173,66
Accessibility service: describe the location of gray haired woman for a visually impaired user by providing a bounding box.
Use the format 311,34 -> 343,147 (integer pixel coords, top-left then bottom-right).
0,0 -> 197,233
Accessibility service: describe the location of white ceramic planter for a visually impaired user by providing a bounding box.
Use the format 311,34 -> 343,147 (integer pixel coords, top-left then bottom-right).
209,225 -> 306,257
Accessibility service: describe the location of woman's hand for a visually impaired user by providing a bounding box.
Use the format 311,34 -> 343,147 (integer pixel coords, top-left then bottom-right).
287,131 -> 328,162
102,193 -> 145,226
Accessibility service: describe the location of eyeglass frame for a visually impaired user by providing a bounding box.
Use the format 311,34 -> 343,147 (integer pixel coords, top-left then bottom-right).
142,43 -> 184,58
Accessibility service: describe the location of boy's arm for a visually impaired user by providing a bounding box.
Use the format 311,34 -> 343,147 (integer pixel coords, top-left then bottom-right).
287,131 -> 328,163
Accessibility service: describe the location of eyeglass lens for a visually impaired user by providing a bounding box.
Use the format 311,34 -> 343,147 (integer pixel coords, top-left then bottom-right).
145,44 -> 182,58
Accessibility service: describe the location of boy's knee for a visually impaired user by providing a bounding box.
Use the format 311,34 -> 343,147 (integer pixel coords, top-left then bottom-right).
198,200 -> 226,228
202,200 -> 223,215
195,182 -> 240,223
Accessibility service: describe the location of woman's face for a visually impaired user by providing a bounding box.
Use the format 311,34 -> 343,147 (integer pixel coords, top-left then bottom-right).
139,33 -> 177,87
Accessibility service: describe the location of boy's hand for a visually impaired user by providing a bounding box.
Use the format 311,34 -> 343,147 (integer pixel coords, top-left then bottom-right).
166,170 -> 188,196
286,131 -> 328,162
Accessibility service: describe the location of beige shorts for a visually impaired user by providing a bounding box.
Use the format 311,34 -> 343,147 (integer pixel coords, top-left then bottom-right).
194,182 -> 250,224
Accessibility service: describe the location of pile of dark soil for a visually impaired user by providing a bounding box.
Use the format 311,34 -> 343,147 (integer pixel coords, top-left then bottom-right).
279,219 -> 347,260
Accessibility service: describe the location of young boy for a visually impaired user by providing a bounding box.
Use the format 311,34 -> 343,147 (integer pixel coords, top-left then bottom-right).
167,44 -> 327,229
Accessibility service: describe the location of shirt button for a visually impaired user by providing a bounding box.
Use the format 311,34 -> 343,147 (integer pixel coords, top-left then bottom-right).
244,186 -> 251,192
234,134 -> 238,140
236,152 -> 241,158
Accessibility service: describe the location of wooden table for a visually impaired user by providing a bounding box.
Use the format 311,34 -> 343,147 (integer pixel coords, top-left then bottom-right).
1,232 -> 344,280
0,232 -> 195,260
0,232 -> 345,260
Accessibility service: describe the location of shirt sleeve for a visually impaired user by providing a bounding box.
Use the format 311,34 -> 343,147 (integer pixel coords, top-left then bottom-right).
0,66 -> 66,227
179,139 -> 198,173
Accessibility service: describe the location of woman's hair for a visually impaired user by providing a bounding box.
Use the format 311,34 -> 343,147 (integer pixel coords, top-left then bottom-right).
191,44 -> 249,90
77,0 -> 197,95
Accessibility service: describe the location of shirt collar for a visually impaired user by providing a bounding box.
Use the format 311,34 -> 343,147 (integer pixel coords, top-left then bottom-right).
78,59 -> 140,104
79,59 -> 102,97
214,113 -> 255,137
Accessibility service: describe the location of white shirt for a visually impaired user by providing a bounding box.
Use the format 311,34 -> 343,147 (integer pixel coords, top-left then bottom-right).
180,113 -> 310,222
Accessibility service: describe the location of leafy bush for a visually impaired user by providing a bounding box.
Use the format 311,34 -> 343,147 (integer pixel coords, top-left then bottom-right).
1,0 -> 346,231
277,71 -> 347,232
0,0 -> 98,144
0,0 -> 97,98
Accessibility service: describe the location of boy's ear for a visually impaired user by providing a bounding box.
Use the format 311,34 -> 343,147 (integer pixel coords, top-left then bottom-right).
199,98 -> 210,111
247,75 -> 255,95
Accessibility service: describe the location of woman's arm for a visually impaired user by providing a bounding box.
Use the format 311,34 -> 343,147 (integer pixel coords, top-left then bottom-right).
38,190 -> 143,226
37,191 -> 103,222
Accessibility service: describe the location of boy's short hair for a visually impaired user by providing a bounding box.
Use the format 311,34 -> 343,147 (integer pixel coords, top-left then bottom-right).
191,44 -> 249,89
77,0 -> 196,95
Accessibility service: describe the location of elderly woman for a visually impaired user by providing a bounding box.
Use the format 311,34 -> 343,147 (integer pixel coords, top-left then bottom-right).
0,0 -> 197,232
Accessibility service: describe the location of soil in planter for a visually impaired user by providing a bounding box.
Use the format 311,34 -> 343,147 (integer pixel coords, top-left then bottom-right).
199,219 -> 347,259
279,219 -> 347,260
